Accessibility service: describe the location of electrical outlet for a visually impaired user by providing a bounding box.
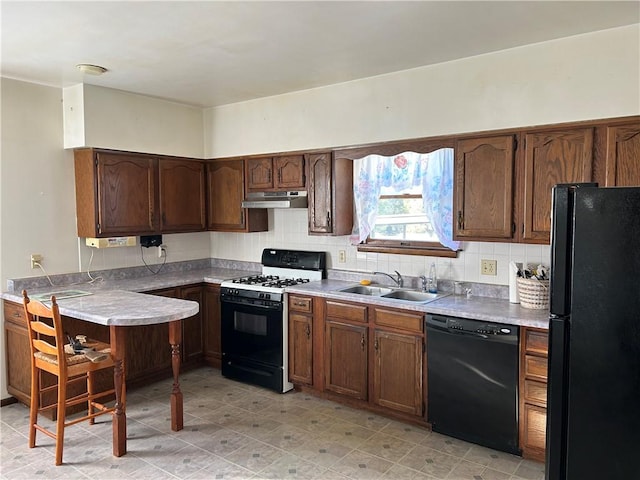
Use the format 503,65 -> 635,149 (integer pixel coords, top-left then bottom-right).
481,259 -> 497,276
31,254 -> 43,269
338,250 -> 346,263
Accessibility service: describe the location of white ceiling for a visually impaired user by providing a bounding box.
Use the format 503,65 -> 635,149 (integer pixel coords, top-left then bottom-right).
2,1 -> 638,108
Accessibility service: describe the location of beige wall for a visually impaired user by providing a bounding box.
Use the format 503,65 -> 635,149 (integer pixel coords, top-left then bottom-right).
204,25 -> 639,158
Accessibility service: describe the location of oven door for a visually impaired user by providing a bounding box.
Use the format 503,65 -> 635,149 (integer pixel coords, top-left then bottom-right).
220,295 -> 288,391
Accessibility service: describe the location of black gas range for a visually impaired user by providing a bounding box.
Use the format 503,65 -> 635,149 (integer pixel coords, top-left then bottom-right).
219,249 -> 326,393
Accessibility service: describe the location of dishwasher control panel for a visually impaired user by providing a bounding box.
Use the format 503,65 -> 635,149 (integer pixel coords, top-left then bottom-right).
426,315 -> 518,340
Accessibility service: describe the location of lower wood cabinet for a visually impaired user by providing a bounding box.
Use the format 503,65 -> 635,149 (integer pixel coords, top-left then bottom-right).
372,329 -> 423,416
4,301 -> 33,406
519,327 -> 549,462
288,296 -> 425,421
288,295 -> 314,385
203,284 -> 222,368
324,319 -> 368,400
180,285 -> 204,366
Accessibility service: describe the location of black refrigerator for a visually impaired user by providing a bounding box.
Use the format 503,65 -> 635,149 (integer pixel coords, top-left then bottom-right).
546,184 -> 640,480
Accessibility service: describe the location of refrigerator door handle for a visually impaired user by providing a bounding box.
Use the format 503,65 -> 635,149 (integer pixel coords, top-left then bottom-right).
545,316 -> 570,480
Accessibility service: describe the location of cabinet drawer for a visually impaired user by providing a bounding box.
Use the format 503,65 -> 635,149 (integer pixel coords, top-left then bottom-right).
4,301 -> 26,326
374,308 -> 423,333
525,329 -> 549,356
522,403 -> 547,453
289,295 -> 313,314
524,354 -> 548,381
326,301 -> 367,323
524,378 -> 548,406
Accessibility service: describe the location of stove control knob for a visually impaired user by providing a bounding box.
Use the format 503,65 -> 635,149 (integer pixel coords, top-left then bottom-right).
265,294 -> 271,300
259,293 -> 265,299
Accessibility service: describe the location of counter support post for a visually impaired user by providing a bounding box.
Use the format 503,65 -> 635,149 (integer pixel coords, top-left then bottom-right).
169,320 -> 183,431
110,325 -> 127,457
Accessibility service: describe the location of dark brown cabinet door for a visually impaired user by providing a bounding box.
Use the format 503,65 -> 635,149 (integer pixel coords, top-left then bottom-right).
96,151 -> 158,236
203,284 -> 221,368
159,159 -> 206,232
4,302 -> 31,405
274,155 -> 305,189
180,285 -> 204,365
454,135 -> 515,240
523,129 -> 593,243
246,157 -> 274,191
289,312 -> 313,385
324,320 -> 368,400
604,122 -> 640,186
307,152 -> 333,234
124,287 -> 175,382
207,159 -> 268,232
372,329 -> 423,416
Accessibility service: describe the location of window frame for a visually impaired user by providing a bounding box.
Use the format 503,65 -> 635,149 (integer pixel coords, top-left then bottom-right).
336,138 -> 459,257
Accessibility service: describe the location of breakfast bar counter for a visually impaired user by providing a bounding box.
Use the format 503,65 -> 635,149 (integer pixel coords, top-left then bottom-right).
4,289 -> 199,458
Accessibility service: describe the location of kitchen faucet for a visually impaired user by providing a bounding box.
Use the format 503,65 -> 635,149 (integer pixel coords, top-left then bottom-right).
419,275 -> 428,292
373,270 -> 403,288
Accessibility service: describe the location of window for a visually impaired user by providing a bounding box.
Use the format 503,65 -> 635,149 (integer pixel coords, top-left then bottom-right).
351,149 -> 459,257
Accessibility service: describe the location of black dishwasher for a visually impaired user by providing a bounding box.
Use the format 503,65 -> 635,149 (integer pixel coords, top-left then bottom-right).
426,314 -> 520,455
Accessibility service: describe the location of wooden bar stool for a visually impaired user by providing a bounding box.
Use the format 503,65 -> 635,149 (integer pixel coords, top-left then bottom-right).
22,290 -> 116,465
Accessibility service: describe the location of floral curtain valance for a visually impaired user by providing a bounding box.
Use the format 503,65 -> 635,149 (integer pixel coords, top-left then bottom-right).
350,149 -> 460,251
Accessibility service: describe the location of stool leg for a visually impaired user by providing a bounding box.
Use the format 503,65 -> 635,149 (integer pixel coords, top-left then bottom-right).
28,368 -> 39,448
87,371 -> 95,425
55,376 -> 67,466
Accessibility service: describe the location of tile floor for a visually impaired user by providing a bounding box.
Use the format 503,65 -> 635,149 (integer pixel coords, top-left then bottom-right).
0,367 -> 545,479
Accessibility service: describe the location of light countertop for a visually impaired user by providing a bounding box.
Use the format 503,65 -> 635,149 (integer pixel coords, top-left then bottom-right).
286,279 -> 549,329
3,268 -> 549,329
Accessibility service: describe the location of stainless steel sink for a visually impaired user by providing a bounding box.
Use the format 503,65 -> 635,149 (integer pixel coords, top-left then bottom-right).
335,285 -> 449,304
381,290 -> 444,302
337,285 -> 393,296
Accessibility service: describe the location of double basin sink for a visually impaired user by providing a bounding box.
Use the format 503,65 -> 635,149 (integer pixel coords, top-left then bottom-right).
333,284 -> 450,304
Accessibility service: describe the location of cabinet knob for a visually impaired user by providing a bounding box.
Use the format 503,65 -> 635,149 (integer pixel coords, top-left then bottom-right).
361,334 -> 365,351
457,211 -> 463,230
305,324 -> 311,338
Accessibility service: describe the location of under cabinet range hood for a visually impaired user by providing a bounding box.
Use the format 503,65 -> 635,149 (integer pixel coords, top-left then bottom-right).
242,191 -> 308,209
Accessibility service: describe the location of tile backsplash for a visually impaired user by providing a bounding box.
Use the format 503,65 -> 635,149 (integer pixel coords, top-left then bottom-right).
210,208 -> 551,288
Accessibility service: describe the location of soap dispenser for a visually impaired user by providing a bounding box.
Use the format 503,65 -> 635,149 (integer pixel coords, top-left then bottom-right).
428,262 -> 438,293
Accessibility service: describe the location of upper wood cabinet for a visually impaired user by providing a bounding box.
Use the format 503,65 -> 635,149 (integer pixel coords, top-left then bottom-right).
158,158 -> 207,233
245,155 -> 305,191
522,128 -> 593,243
75,149 -> 158,237
604,122 -> 640,186
206,159 -> 268,232
307,152 -> 353,235
74,148 -> 207,237
453,128 -> 595,244
454,135 -> 515,240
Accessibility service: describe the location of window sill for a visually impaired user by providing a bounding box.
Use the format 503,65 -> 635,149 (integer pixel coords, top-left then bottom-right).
357,244 -> 459,258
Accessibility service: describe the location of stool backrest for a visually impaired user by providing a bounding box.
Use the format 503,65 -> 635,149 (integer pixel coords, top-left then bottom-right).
22,290 -> 67,374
